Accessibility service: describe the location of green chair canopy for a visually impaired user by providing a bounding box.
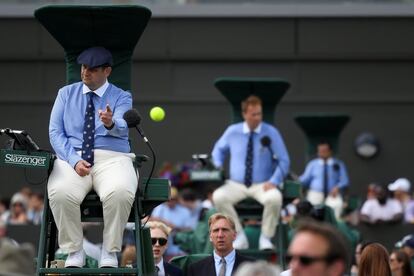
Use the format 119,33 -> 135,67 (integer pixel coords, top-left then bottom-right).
214,77 -> 290,124
294,113 -> 350,159
35,5 -> 151,91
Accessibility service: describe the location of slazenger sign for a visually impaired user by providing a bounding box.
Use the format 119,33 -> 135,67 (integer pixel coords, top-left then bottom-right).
4,153 -> 47,167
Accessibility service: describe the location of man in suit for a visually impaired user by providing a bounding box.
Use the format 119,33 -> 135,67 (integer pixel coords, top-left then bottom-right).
188,213 -> 254,276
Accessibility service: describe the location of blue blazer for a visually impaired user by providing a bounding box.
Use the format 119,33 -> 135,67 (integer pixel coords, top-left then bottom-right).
187,252 -> 254,276
164,261 -> 183,276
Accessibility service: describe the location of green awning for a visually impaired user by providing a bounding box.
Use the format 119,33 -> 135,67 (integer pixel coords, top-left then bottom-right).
295,113 -> 350,158
35,5 -> 151,91
214,77 -> 290,124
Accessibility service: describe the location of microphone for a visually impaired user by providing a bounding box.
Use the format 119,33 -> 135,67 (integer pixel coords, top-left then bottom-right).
260,135 -> 288,184
123,109 -> 148,143
123,109 -> 156,218
0,128 -> 40,151
260,135 -> 277,162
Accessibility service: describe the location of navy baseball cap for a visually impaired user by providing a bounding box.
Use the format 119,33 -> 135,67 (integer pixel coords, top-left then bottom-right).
77,46 -> 113,68
404,237 -> 414,249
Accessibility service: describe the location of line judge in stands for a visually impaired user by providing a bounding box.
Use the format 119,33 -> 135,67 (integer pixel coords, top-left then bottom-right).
188,213 -> 253,276
47,47 -> 138,268
299,141 -> 349,219
211,95 -> 290,250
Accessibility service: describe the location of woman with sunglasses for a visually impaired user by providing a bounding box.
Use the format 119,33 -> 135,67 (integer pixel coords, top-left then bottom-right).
389,249 -> 413,276
148,221 -> 183,276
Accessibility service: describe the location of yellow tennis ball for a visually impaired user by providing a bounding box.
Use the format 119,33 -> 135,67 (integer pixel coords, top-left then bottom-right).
150,106 -> 165,122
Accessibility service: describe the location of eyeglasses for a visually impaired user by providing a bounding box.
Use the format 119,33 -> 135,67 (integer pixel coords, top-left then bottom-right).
151,237 -> 167,246
286,254 -> 332,266
389,258 -> 397,262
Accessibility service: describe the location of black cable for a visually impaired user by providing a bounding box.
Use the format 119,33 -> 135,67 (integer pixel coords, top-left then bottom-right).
135,126 -> 156,219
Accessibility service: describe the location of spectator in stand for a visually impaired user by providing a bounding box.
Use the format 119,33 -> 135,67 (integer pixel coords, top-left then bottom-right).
0,212 -> 34,274
201,186 -> 215,210
188,213 -> 254,276
350,241 -> 370,276
0,219 -> 6,239
178,188 -> 203,229
27,192 -> 44,225
401,237 -> 414,271
5,193 -> 29,225
235,261 -> 280,276
149,221 -> 183,275
358,243 -> 391,276
405,200 -> 414,224
151,187 -> 193,258
0,197 -> 10,223
360,185 -> 403,224
387,178 -> 414,224
0,233 -> 35,275
389,178 -> 412,208
285,220 -> 349,276
389,249 -> 413,276
366,183 -> 379,200
121,221 -> 183,275
19,186 -> 32,202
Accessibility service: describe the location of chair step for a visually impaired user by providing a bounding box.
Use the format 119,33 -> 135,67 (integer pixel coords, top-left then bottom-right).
39,267 -> 139,275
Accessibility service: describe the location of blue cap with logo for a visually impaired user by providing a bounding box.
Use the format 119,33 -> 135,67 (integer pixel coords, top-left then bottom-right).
77,46 -> 113,68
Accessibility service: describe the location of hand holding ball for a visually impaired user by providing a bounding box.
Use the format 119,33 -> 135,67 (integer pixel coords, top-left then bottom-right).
150,106 -> 165,122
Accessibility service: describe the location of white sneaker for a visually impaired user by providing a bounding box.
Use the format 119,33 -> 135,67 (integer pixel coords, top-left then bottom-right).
233,232 -> 249,250
259,234 -> 275,250
99,248 -> 118,268
64,249 -> 85,268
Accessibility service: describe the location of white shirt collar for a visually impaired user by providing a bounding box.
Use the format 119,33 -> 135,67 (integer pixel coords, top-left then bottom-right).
155,258 -> 165,276
213,249 -> 236,265
82,80 -> 109,97
317,157 -> 335,165
243,122 -> 262,134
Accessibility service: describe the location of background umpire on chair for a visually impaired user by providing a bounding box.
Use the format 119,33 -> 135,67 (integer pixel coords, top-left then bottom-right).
211,95 -> 290,250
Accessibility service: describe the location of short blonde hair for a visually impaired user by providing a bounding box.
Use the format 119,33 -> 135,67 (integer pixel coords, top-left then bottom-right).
241,95 -> 262,113
146,221 -> 171,237
208,213 -> 236,232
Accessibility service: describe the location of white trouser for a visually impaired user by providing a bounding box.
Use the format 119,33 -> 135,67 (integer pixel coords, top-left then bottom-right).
212,180 -> 282,238
306,190 -> 343,219
48,149 -> 138,253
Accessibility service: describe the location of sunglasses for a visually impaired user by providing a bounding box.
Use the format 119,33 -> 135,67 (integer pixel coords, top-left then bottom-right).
286,254 -> 332,266
151,237 -> 167,246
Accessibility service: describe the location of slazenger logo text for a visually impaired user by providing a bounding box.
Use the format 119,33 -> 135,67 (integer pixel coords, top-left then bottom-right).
4,153 -> 46,167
